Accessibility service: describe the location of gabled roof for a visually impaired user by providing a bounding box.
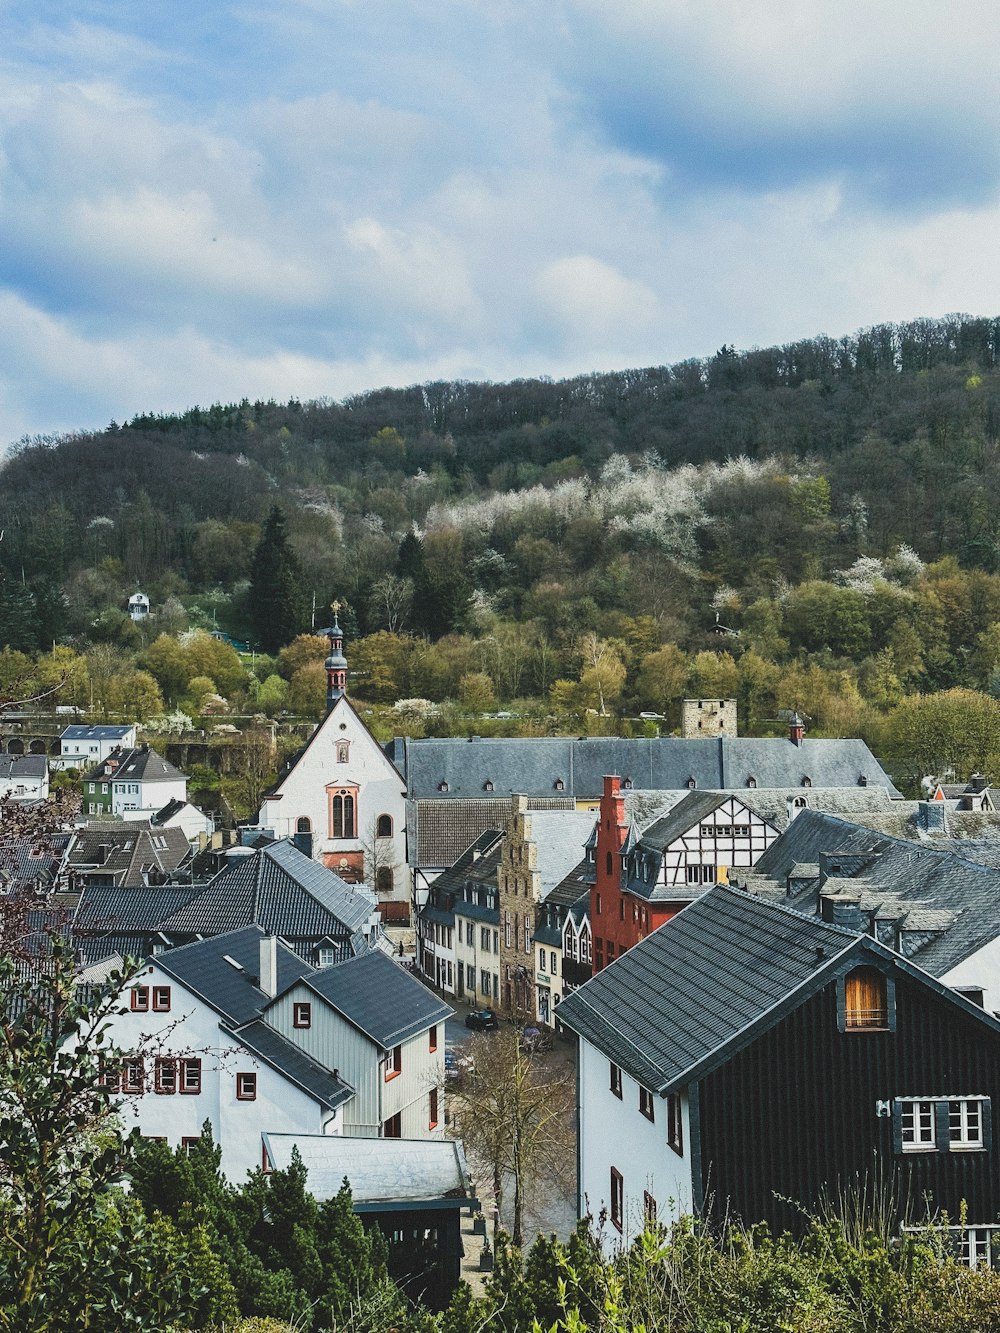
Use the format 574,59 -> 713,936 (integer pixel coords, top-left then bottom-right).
227,1019 -> 353,1113
74,884 -> 202,937
154,925 -> 315,1026
0,831 -> 72,893
157,839 -> 373,939
556,884 -> 1000,1094
68,822 -> 191,887
747,808 -> 1000,977
262,694 -> 406,803
0,755 -> 48,781
295,950 -> 451,1051
400,735 -> 901,800
522,810 -> 597,898
102,746 -> 186,783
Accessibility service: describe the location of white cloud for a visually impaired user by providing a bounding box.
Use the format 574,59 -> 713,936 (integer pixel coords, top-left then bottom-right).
2,0 -> 1000,450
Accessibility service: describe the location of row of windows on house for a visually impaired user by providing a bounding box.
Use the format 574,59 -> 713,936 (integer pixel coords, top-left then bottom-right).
104,1055 -> 258,1101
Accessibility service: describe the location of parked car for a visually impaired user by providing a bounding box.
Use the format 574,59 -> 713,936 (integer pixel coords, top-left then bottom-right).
465,1008 -> 499,1031
444,1050 -> 460,1080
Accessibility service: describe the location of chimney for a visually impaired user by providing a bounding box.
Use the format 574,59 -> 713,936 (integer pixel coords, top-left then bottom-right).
259,935 -> 278,999
789,713 -> 806,745
971,773 -> 988,793
820,894 -> 865,933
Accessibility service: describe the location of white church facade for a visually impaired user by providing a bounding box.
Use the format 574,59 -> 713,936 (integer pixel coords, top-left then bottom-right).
257,618 -> 409,911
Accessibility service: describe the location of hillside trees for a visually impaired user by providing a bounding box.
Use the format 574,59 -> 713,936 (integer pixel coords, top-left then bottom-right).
250,507 -> 309,652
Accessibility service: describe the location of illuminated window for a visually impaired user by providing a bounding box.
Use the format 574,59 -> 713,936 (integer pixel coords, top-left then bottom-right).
844,968 -> 889,1030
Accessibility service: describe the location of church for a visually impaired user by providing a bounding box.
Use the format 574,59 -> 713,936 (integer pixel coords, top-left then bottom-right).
257,618 -> 408,915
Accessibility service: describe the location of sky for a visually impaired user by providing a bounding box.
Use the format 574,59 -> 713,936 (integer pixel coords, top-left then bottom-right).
3,0 -> 1000,449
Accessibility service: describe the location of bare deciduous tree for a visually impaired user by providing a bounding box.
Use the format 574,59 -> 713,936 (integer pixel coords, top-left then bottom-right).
453,1026 -> 574,1248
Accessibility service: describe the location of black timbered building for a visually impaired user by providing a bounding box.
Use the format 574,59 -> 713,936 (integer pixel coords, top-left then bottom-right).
558,884 -> 1000,1259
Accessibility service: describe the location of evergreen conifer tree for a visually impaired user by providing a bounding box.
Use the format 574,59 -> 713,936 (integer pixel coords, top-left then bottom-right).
249,507 -> 308,653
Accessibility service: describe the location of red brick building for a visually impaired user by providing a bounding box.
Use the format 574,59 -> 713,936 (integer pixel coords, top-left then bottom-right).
589,775 -> 691,972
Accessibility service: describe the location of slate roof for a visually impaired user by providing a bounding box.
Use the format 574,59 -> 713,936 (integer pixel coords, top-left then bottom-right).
409,795 -> 574,867
262,1133 -> 474,1208
297,950 -> 451,1051
0,831 -> 73,893
744,808 -> 1000,978
155,925 -> 315,1026
157,839 -> 373,941
61,725 -> 134,742
528,811 -> 600,897
0,755 -> 48,781
74,884 -> 202,937
227,1019 -> 353,1112
68,822 -> 191,887
555,883 -> 1000,1093
399,735 -> 900,802
84,746 -> 186,785
556,885 -> 861,1091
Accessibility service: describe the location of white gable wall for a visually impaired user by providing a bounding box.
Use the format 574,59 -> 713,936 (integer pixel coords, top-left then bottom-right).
578,1035 -> 692,1254
660,797 -> 779,887
104,962 -> 338,1181
265,980 -> 445,1140
259,697 -> 408,900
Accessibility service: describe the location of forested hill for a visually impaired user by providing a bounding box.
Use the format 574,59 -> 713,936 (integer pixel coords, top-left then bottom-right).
6,314 -> 1000,761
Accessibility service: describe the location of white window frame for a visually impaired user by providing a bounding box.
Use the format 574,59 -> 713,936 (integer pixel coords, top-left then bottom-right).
900,1099 -> 936,1151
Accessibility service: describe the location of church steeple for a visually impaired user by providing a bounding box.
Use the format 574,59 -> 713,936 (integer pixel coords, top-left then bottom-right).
324,605 -> 348,710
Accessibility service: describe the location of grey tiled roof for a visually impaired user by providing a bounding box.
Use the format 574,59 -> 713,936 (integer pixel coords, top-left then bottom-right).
228,1019 -> 353,1112
155,925 -> 315,1026
410,796 -> 573,866
545,857 -> 593,908
556,885 -> 862,1092
527,811 -> 600,897
83,746 -> 186,784
61,725 -> 134,741
299,950 -> 451,1050
0,755 -> 48,781
157,839 -> 372,940
0,832 -> 73,893
748,809 -> 1000,978
400,735 -> 900,801
68,823 -> 191,887
74,885 -> 202,935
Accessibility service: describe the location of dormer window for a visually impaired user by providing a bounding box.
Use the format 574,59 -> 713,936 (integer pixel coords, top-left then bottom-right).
686,776 -> 697,790
554,779 -> 565,792
438,781 -> 449,792
802,776 -> 812,788
483,780 -> 494,792
622,777 -> 633,790
747,776 -> 757,788
792,796 -> 808,809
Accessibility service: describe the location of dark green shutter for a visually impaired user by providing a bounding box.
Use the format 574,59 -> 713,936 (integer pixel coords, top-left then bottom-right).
935,1099 -> 951,1153
891,1100 -> 903,1156
983,1099 -> 993,1152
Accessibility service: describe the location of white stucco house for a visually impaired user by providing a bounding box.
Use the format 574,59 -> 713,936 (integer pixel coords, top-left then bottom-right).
55,724 -> 138,772
0,754 -> 49,801
103,925 -> 450,1179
